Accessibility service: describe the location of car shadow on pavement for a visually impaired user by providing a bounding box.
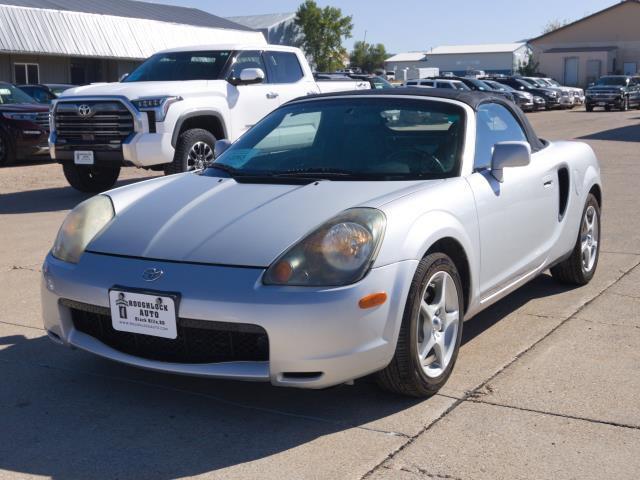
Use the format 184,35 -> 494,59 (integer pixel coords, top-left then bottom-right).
577,124 -> 640,142
0,273 -> 576,479
0,177 -> 152,214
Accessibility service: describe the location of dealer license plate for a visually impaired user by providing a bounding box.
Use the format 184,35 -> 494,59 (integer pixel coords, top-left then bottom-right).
109,289 -> 178,339
597,102 -> 607,106
74,150 -> 94,165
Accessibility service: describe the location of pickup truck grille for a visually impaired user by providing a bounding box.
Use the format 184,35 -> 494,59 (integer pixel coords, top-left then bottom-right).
35,111 -> 50,131
54,101 -> 134,144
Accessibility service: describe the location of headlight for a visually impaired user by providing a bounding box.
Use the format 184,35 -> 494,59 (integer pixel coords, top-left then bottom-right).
263,208 -> 386,286
51,195 -> 114,264
2,112 -> 38,121
132,96 -> 182,122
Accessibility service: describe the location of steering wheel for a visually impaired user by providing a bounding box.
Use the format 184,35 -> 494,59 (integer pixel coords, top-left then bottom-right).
385,148 -> 446,175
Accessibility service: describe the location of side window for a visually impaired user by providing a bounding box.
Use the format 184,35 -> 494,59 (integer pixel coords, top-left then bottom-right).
264,52 -> 304,83
474,103 -> 528,170
437,82 -> 453,89
227,51 -> 267,82
420,81 -> 434,87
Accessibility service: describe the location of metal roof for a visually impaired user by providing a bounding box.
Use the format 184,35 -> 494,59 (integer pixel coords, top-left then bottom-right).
0,0 -> 253,30
0,4 -> 266,59
385,52 -> 428,63
428,43 -> 527,55
226,12 -> 296,30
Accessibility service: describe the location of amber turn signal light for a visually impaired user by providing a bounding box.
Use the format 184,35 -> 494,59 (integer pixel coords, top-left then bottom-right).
358,292 -> 388,309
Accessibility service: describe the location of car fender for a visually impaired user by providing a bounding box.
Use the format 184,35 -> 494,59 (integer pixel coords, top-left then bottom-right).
170,107 -> 228,147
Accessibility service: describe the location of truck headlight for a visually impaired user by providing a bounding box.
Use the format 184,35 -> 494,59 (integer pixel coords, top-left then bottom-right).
51,195 -> 114,264
2,112 -> 38,121
263,208 -> 386,286
132,96 -> 182,122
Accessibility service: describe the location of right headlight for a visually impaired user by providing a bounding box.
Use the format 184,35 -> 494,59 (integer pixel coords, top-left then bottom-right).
263,208 -> 386,287
51,195 -> 114,264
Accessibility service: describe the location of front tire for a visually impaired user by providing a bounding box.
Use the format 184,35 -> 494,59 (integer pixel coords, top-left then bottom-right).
585,104 -> 593,112
0,133 -> 15,166
550,193 -> 601,285
62,163 -> 120,193
165,128 -> 216,175
377,253 -> 464,398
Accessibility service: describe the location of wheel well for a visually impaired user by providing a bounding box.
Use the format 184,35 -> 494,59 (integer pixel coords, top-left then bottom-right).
177,115 -> 225,143
589,184 -> 602,208
427,238 -> 471,313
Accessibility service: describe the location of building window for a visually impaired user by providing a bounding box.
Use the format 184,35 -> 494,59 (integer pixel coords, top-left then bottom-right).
14,63 -> 39,84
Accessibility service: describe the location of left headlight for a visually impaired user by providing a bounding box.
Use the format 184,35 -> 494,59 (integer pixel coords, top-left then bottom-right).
263,208 -> 386,287
132,96 -> 182,122
2,112 -> 38,121
51,195 -> 114,264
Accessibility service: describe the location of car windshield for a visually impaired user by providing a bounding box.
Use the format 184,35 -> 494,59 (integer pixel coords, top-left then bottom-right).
0,84 -> 36,104
124,51 -> 232,82
596,77 -> 628,86
371,76 -> 394,89
206,98 -> 465,181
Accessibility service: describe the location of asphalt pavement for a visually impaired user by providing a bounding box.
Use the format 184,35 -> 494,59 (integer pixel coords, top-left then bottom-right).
1,107 -> 639,479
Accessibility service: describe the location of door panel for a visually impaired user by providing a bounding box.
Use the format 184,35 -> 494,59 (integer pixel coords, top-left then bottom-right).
564,57 -> 579,86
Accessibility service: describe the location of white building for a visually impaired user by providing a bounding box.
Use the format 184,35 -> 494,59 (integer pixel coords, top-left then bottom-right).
0,0 -> 265,85
385,43 -> 531,80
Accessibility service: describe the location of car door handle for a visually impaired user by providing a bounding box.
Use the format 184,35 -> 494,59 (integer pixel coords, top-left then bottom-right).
543,175 -> 554,188
266,92 -> 279,99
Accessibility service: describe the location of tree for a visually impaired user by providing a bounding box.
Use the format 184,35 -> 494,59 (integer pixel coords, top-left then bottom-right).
349,41 -> 388,73
517,55 -> 540,76
542,18 -> 571,34
295,0 -> 353,71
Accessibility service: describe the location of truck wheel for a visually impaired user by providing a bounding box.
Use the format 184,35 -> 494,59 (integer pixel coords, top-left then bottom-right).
0,133 -> 15,166
550,193 -> 600,286
376,253 -> 464,398
62,163 -> 121,193
166,128 -> 216,175
585,104 -> 593,112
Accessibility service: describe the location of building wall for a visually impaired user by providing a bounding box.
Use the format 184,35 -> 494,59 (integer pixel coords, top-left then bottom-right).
386,52 -> 521,77
0,53 -> 71,83
530,1 -> 640,85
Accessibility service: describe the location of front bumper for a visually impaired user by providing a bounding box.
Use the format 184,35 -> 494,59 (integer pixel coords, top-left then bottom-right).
585,96 -> 626,109
42,252 -> 416,389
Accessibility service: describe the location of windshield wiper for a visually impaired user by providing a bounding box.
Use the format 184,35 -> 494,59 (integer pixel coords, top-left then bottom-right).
273,168 -> 357,178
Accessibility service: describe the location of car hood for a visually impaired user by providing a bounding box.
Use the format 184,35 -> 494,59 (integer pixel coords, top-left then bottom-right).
88,173 -> 428,267
60,80 -> 227,99
588,85 -> 625,92
0,103 -> 49,112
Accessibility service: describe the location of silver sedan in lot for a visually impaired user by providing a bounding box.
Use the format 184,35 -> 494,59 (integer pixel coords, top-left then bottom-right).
42,90 -> 602,397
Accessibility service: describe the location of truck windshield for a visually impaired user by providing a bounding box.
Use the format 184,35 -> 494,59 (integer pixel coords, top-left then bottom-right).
207,98 -> 465,181
124,51 -> 232,82
596,77 -> 628,86
0,84 -> 37,104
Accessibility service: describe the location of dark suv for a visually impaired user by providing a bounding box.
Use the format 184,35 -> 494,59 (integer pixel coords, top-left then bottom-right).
0,82 -> 50,166
585,75 -> 640,111
485,76 -> 562,109
432,76 -> 515,103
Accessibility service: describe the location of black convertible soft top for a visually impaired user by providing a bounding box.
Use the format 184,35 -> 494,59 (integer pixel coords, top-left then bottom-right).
288,87 -> 544,151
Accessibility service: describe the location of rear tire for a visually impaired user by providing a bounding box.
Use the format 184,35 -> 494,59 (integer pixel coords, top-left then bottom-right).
550,193 -> 601,286
165,128 -> 216,175
62,163 -> 120,193
377,253 -> 464,398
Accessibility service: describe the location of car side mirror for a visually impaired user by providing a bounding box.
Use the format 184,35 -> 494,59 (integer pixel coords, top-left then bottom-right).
228,68 -> 265,86
588,82 -> 595,87
214,139 -> 232,158
119,73 -> 129,82
491,141 -> 531,183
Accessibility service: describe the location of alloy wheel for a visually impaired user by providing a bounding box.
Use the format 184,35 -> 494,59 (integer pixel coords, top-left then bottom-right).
581,205 -> 599,273
417,271 -> 460,378
188,141 -> 214,170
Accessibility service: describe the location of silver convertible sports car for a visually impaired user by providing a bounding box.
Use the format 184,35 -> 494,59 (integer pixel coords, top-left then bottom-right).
42,90 -> 602,397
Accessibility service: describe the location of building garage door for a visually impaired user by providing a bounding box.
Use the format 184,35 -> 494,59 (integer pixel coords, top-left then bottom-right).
564,57 -> 579,86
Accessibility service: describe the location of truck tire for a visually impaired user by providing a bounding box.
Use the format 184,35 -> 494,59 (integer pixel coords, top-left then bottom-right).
550,193 -> 600,286
0,132 -> 15,166
165,128 -> 216,175
585,104 -> 593,112
62,163 -> 121,193
376,253 -> 464,398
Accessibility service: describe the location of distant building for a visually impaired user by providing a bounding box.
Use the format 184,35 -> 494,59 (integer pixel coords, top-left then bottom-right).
0,0 -> 264,85
226,13 -> 300,46
529,0 -> 640,87
385,43 -> 530,81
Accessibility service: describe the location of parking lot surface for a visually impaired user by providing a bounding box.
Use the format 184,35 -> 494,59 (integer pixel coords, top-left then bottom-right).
1,108 -> 639,479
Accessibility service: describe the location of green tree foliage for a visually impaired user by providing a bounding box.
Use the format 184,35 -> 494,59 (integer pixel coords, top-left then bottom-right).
517,55 -> 540,76
349,41 -> 388,73
295,0 -> 353,71
542,18 -> 571,34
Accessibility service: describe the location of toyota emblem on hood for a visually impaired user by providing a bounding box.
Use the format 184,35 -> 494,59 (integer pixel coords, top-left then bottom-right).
142,268 -> 164,282
77,104 -> 93,118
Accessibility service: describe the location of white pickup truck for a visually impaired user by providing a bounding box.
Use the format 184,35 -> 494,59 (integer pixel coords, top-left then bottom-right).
50,45 -> 370,192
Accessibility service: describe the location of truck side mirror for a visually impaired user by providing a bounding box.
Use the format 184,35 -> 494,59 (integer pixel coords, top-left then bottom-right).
228,68 -> 265,86
491,141 -> 531,183
119,73 -> 129,82
214,139 -> 232,158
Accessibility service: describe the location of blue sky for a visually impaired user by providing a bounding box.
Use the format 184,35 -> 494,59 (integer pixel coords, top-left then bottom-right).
152,0 -> 616,53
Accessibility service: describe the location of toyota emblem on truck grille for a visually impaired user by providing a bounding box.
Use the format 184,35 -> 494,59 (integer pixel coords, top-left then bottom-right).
142,268 -> 164,282
77,104 -> 93,118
